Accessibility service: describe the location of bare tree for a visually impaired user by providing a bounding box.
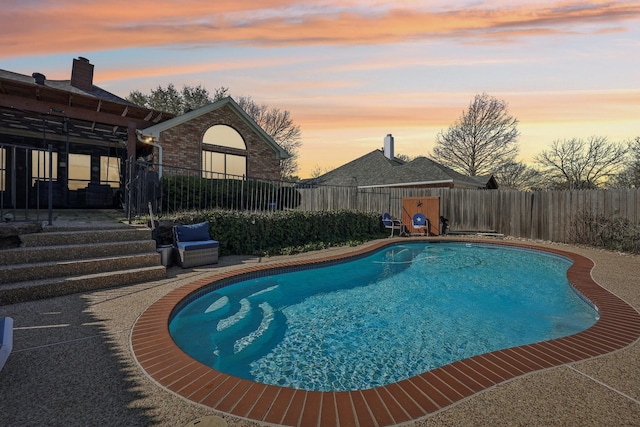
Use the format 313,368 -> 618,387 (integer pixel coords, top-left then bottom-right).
432,93 -> 519,176
535,136 -> 628,189
236,96 -> 302,180
493,161 -> 542,191
309,164 -> 332,178
394,153 -> 414,163
127,85 -> 302,178
612,137 -> 640,188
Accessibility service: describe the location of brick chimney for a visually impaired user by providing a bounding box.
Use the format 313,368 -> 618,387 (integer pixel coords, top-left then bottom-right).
70,57 -> 94,90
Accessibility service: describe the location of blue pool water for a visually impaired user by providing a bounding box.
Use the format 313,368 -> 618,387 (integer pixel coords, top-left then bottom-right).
169,242 -> 599,392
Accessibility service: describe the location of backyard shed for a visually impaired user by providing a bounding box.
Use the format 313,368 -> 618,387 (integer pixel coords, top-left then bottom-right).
402,196 -> 440,235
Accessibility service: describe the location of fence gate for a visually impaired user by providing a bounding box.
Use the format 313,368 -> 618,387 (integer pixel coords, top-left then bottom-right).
124,159 -> 161,221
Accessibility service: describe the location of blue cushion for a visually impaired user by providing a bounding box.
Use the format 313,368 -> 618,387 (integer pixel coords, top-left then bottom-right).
381,213 -> 394,227
177,240 -> 219,251
175,222 -> 211,242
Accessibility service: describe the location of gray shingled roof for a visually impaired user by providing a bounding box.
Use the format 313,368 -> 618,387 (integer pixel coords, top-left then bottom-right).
0,69 -> 133,105
302,150 -> 496,188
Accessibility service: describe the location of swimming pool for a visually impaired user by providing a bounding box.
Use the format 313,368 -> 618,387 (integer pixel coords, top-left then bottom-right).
133,239 -> 640,426
168,242 -> 598,392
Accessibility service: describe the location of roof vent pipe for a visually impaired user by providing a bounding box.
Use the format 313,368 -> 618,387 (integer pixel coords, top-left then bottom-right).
384,134 -> 394,160
32,73 -> 46,85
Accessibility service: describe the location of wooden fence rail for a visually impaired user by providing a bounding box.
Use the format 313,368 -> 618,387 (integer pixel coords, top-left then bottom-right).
297,187 -> 640,243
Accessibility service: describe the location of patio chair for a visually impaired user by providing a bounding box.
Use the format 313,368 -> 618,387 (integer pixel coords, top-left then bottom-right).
382,212 -> 405,237
173,221 -> 219,268
411,213 -> 429,236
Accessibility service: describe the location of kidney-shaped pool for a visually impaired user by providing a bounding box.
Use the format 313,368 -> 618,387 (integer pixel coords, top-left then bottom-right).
168,242 -> 598,392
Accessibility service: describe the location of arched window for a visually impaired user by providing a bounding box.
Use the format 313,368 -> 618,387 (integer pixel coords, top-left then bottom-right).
201,125 -> 247,178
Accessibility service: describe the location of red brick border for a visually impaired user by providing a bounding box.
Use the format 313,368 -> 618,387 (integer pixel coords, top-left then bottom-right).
132,240 -> 640,426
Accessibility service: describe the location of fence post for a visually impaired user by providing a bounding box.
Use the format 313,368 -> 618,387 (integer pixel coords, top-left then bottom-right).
126,159 -> 134,224
47,144 -> 53,226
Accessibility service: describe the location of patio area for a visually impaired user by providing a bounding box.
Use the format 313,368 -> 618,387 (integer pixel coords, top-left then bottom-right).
0,231 -> 639,426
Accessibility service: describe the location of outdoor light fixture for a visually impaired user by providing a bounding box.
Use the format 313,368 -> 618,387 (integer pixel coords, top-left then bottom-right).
136,130 -> 163,178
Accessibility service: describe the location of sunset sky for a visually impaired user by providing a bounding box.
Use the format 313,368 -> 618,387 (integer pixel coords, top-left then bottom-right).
2,0 -> 639,178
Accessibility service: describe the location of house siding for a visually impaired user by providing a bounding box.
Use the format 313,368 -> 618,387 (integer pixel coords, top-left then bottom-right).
160,104 -> 281,181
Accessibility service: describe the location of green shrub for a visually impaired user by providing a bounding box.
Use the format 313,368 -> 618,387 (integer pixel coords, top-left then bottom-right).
168,209 -> 385,256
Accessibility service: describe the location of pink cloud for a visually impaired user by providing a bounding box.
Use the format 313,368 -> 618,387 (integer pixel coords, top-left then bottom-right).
2,1 -> 639,58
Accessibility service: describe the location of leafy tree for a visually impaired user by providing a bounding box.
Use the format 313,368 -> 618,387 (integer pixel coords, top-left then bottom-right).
126,90 -> 149,110
612,137 -> 640,188
127,85 -> 301,179
128,83 -> 189,115
493,161 -> 541,191
432,93 -> 519,176
182,84 -> 215,112
535,136 -> 628,189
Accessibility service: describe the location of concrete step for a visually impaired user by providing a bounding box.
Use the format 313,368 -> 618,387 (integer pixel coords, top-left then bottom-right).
42,223 -> 133,233
0,240 -> 157,266
0,265 -> 167,305
19,227 -> 153,247
0,252 -> 161,285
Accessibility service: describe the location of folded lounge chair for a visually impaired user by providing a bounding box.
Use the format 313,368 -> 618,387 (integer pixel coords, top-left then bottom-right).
173,221 -> 219,268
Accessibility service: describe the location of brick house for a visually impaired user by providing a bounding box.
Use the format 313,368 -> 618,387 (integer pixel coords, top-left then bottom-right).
137,97 -> 289,181
0,58 -> 288,209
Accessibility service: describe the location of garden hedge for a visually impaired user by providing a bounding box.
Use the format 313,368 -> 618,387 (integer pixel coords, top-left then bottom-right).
169,209 -> 385,256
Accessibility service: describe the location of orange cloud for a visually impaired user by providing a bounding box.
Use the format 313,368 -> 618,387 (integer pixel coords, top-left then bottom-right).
97,56 -> 307,82
508,90 -> 640,122
293,89 -> 640,129
2,1 -> 639,58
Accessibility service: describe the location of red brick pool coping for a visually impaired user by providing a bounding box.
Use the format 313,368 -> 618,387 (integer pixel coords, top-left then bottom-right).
131,240 -> 640,426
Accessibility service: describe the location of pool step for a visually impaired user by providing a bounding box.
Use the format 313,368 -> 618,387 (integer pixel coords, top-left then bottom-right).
233,302 -> 277,355
217,298 -> 253,333
208,290 -> 284,359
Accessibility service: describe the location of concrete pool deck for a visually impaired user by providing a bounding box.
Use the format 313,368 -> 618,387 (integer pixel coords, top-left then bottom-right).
1,235 -> 639,426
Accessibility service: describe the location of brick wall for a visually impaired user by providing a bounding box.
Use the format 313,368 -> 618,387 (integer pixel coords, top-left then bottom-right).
159,104 -> 281,180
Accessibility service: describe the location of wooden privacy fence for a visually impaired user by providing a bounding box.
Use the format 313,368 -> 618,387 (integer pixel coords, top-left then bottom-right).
135,158 -> 639,245
297,187 -> 640,243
